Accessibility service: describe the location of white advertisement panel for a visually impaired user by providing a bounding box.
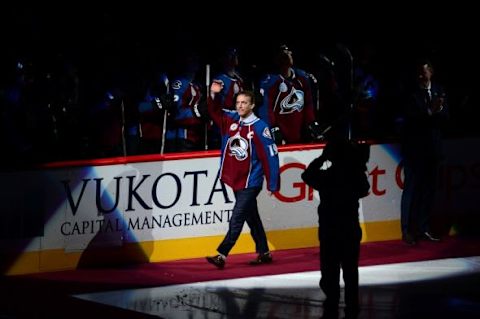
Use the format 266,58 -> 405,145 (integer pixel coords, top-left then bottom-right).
1,139 -> 479,255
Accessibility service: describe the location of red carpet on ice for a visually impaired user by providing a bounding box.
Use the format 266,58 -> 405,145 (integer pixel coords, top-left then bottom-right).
19,235 -> 480,292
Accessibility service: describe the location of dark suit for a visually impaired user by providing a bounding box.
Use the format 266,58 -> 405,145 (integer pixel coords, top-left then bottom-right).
400,82 -> 449,236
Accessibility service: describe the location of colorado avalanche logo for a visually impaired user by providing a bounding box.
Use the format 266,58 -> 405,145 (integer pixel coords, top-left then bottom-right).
263,127 -> 272,139
228,135 -> 249,161
279,87 -> 305,114
171,80 -> 182,90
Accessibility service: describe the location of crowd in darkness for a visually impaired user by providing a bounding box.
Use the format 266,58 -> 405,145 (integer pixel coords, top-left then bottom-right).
1,6 -> 479,168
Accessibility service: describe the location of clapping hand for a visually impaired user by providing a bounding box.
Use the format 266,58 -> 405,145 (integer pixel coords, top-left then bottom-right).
431,92 -> 445,113
210,80 -> 224,94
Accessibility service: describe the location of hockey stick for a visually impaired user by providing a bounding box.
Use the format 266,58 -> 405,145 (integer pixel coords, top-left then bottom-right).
204,64 -> 211,150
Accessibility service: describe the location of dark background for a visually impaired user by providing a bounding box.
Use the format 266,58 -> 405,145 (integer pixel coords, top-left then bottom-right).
1,3 -> 479,140
2,3 -> 477,77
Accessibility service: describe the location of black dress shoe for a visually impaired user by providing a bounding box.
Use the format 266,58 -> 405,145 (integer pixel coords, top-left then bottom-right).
249,252 -> 273,265
421,231 -> 440,242
402,233 -> 417,246
206,255 -> 225,269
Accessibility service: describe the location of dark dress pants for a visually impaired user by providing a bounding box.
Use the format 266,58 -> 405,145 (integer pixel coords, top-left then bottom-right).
217,187 -> 269,256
